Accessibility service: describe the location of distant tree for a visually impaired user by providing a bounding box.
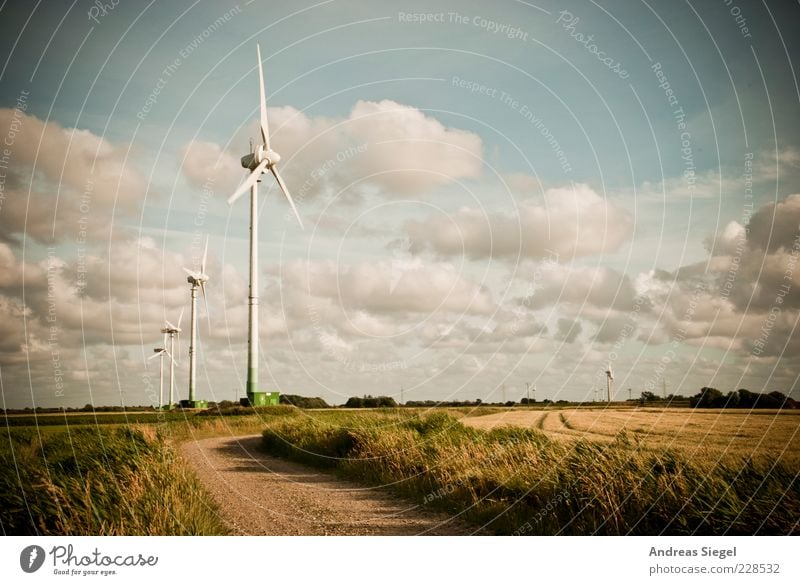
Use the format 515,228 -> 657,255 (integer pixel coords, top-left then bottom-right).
344,396 -> 363,408
343,395 -> 396,408
691,387 -> 724,408
280,395 -> 330,408
640,391 -> 659,403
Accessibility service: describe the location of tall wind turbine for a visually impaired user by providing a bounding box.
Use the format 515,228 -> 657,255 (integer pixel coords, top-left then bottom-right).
149,334 -> 175,409
228,43 -> 304,405
183,238 -> 210,407
160,310 -> 183,409
605,363 -> 614,402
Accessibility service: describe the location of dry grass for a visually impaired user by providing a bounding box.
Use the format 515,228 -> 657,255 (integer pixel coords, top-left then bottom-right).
260,410 -> 800,535
463,408 -> 800,468
1,425 -> 228,535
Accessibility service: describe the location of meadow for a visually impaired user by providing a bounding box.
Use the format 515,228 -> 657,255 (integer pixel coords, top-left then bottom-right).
2,405 -> 798,535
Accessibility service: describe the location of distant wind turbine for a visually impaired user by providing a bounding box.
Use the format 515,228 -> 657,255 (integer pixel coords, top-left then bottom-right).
183,237 -> 210,407
149,334 -> 175,409
159,310 -> 183,409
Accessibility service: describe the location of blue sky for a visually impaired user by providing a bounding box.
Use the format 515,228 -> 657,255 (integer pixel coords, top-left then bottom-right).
1,0 -> 799,408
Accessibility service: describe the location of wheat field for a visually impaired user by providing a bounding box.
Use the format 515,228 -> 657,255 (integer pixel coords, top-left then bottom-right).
462,408 -> 800,468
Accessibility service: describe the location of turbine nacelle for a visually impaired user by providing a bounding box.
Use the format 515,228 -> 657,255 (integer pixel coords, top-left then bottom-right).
185,272 -> 209,286
241,145 -> 281,171
227,43 -> 303,229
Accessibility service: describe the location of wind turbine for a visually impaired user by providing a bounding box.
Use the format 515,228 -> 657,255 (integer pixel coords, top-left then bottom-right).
149,334 -> 175,409
160,310 -> 183,409
605,363 -> 614,402
183,237 -> 210,407
228,43 -> 304,405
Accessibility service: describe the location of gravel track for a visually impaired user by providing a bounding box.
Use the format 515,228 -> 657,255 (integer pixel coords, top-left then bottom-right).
181,435 -> 475,535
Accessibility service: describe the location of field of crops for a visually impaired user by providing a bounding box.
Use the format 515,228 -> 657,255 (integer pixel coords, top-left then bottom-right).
259,409 -> 800,535
462,408 -> 800,468
4,406 -> 799,536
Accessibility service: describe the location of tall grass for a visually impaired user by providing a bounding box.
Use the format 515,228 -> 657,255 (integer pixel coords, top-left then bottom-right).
1,425 -> 226,535
261,411 -> 800,535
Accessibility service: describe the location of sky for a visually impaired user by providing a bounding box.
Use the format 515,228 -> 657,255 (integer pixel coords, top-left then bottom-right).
0,0 -> 799,408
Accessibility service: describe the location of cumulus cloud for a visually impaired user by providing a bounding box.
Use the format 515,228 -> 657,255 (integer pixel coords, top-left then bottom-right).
520,263 -> 642,312
279,258 -> 495,317
746,193 -> 800,253
0,108 -> 148,244
555,318 -> 582,343
405,183 -> 632,261
179,140 -> 243,190
179,99 -> 483,203
640,193 -> 800,357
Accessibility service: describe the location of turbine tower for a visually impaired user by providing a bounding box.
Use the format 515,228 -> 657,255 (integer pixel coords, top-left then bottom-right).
228,43 -> 304,407
160,310 -> 183,409
605,363 -> 614,402
183,238 -> 210,408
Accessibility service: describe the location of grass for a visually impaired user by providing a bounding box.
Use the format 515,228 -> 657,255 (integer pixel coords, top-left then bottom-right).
0,405 -> 299,535
6,405 -> 798,535
259,410 -> 800,535
1,424 -> 227,535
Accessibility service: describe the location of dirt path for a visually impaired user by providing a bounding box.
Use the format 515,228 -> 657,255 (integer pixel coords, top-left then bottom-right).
180,435 -> 475,535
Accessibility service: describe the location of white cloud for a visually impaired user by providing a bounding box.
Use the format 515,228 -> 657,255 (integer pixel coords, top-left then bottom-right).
0,108 -> 147,244
279,258 -> 496,317
406,183 -> 632,261
179,99 -> 484,205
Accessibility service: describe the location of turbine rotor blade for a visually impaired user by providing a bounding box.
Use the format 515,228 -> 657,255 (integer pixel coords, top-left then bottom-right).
165,320 -> 176,330
183,267 -> 197,279
201,235 -> 209,275
177,308 -> 184,330
147,351 -> 164,361
200,281 -> 211,330
270,166 -> 304,229
257,43 -> 270,149
228,159 -> 268,205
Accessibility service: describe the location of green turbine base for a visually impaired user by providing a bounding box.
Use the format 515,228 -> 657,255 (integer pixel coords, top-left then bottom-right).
243,391 -> 280,407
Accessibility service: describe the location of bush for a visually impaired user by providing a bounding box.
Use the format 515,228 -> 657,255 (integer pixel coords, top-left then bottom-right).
280,394 -> 330,409
344,395 -> 397,408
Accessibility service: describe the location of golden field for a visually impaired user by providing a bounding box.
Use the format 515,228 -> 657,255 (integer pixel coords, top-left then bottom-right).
462,407 -> 800,468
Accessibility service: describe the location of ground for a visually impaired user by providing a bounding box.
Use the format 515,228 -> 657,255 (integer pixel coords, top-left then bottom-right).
181,434 -> 477,535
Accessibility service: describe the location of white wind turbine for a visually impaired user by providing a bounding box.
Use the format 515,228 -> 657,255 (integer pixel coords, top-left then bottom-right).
228,43 -> 304,403
149,333 -> 176,409
183,237 -> 210,406
605,363 -> 614,402
160,310 -> 183,409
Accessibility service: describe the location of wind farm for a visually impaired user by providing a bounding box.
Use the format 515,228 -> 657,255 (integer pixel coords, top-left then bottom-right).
2,1 -> 800,551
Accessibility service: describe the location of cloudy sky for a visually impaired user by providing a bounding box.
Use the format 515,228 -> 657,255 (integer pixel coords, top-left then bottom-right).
1,0 -> 799,408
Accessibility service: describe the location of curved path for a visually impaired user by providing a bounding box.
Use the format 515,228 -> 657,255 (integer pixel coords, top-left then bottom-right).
181,435 -> 475,535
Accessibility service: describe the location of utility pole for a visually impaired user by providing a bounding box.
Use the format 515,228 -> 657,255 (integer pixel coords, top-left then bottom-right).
525,382 -> 530,404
